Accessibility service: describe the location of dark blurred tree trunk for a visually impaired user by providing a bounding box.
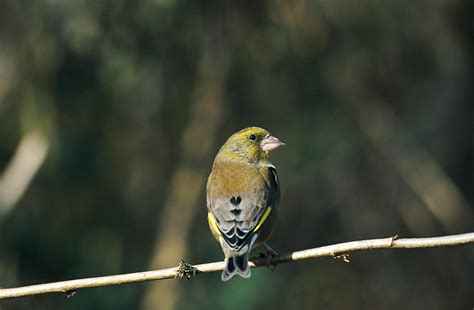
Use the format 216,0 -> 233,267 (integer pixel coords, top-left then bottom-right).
141,39 -> 229,309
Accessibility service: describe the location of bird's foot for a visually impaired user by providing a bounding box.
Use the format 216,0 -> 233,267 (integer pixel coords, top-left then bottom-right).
262,243 -> 279,256
259,243 -> 279,271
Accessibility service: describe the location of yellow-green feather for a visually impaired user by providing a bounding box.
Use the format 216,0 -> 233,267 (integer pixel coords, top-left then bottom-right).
206,126 -> 281,281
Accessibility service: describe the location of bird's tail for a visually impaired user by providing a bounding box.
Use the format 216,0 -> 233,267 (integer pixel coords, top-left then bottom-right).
221,253 -> 250,281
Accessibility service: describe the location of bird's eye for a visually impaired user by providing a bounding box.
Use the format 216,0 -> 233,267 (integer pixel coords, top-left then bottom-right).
249,134 -> 256,141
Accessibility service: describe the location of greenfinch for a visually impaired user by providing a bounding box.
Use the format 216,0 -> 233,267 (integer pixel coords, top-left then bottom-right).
206,127 -> 284,281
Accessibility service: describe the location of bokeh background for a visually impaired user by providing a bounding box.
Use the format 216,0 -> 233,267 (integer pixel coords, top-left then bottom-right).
0,0 -> 473,309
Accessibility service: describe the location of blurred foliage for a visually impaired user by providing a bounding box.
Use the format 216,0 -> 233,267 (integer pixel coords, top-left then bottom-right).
0,0 -> 473,309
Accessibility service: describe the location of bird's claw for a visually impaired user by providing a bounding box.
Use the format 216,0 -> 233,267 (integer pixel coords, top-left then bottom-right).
259,244 -> 279,271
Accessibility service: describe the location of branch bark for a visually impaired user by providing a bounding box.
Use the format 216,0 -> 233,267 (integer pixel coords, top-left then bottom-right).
1,232 -> 472,300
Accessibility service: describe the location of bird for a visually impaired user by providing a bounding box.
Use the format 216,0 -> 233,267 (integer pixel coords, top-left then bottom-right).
206,127 -> 284,281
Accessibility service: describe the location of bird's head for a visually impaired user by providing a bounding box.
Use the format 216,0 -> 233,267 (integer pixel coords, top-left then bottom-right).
217,127 -> 285,164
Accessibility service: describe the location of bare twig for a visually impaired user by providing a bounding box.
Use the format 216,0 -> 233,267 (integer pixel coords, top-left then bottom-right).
0,232 -> 472,300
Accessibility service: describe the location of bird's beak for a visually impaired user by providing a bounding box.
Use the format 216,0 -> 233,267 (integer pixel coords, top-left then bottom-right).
261,134 -> 285,152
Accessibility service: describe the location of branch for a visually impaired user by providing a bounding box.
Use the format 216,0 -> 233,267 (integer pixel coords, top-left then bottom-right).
1,232 -> 473,300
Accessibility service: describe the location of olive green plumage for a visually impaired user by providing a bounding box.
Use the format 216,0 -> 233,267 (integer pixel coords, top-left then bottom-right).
206,127 -> 284,281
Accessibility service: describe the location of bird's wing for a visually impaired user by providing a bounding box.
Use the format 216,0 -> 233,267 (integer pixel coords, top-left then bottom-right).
208,165 -> 279,253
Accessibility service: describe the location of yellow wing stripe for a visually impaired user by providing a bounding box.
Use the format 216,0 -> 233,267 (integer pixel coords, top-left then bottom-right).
208,212 -> 221,237
252,207 -> 272,233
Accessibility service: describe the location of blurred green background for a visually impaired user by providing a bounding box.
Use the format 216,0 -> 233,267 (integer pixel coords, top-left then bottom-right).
0,0 -> 473,309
